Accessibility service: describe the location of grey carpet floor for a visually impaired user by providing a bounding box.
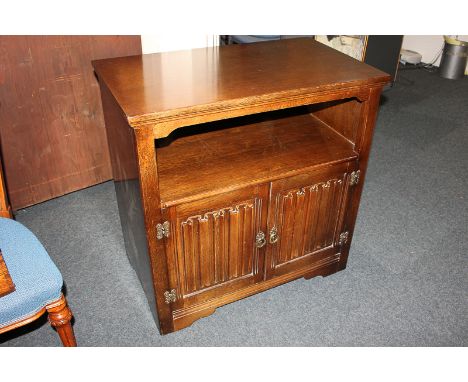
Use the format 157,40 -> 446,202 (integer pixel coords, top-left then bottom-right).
1,68 -> 467,346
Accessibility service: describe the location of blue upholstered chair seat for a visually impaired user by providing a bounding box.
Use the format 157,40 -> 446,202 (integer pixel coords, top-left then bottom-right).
0,217 -> 63,329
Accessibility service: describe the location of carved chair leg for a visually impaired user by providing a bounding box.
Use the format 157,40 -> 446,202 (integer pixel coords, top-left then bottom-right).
46,294 -> 77,347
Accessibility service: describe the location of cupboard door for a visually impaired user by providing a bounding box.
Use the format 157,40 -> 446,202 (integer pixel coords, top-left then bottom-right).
165,184 -> 269,309
265,162 -> 355,279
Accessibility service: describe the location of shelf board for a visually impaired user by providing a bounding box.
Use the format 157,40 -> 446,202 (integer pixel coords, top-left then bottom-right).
157,110 -> 357,207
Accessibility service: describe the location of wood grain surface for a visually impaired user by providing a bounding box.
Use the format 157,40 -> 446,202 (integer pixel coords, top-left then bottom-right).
93,38 -> 390,136
94,38 -> 391,334
0,149 -> 12,218
0,249 -> 15,297
167,184 -> 269,310
265,161 -> 355,279
0,36 -> 142,210
157,108 -> 358,207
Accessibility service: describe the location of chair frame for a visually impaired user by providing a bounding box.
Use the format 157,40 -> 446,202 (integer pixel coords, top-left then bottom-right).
0,293 -> 76,346
1,110 -> 76,346
0,152 -> 12,219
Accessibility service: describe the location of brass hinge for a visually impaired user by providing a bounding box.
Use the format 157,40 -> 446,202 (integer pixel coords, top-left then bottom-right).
164,289 -> 177,304
350,170 -> 360,186
156,221 -> 170,240
339,231 -> 349,246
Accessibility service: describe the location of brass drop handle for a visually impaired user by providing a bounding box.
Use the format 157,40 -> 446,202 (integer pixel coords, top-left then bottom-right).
255,231 -> 267,248
269,227 -> 279,244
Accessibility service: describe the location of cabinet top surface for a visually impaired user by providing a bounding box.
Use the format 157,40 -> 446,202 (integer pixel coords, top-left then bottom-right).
93,38 -> 391,127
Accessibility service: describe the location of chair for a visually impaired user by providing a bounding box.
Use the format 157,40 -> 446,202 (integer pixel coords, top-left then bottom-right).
0,217 -> 76,346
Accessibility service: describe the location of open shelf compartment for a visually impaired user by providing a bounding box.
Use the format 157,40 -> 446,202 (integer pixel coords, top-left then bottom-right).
156,106 -> 358,208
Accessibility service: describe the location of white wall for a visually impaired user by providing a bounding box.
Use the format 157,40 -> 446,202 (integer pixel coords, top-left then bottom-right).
402,35 -> 468,71
402,36 -> 444,65
141,35 -> 219,54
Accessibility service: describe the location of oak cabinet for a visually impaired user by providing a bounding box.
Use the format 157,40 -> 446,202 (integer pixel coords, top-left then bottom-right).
93,38 -> 390,334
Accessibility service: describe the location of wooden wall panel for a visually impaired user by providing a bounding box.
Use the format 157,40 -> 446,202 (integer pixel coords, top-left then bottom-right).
0,36 -> 142,210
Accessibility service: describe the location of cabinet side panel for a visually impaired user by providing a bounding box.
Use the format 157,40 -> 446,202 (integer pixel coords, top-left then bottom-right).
338,87 -> 384,269
309,99 -> 363,144
99,83 -> 158,326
